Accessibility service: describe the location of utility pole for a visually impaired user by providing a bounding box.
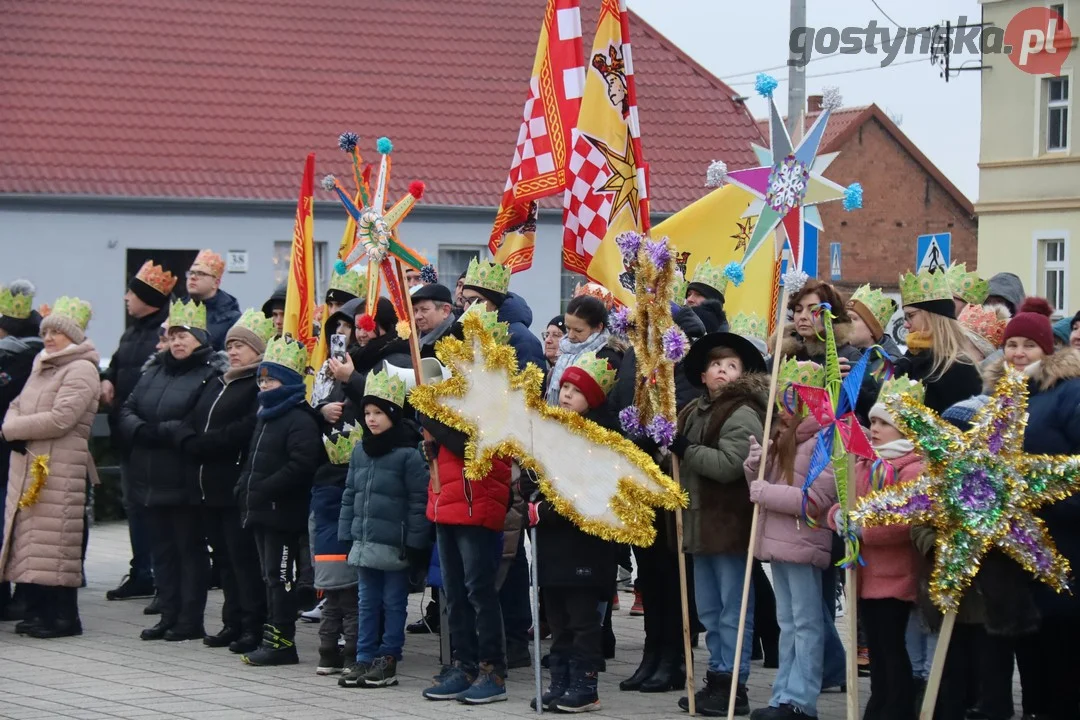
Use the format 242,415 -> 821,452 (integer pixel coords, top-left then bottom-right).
787,0 -> 807,143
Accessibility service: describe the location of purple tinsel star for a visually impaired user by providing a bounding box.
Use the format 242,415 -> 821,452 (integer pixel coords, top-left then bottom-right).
619,406 -> 644,436
646,415 -> 676,448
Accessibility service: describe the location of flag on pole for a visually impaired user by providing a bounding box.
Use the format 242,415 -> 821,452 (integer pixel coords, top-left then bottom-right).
284,153 -> 317,364
490,0 -> 585,273
561,0 -> 649,306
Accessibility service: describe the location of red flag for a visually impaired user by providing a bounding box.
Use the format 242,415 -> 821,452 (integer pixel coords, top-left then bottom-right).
284,153 -> 316,357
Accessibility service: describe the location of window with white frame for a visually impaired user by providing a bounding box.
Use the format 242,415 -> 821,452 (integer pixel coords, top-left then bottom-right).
1046,76 -> 1069,151
272,240 -> 328,299
1037,237 -> 1067,315
438,245 -> 487,292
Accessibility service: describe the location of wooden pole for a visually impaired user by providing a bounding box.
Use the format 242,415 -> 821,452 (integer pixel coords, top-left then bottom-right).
530,527 -> 543,714
726,285 -> 791,720
920,610 -> 957,720
396,259 -> 440,493
672,457 -> 696,716
844,454 -> 859,720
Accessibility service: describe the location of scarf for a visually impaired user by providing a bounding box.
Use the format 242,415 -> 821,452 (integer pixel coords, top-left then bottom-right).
224,361 -> 259,384
419,315 -> 455,348
873,439 -> 914,459
545,328 -> 611,406
257,384 -> 307,420
361,423 -> 408,458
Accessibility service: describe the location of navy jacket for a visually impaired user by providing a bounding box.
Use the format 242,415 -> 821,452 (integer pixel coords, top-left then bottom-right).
499,292 -> 545,372
189,290 -> 241,351
309,462 -> 356,590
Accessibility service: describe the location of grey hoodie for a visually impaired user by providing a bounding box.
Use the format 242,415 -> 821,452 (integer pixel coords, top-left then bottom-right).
986,273 -> 1025,315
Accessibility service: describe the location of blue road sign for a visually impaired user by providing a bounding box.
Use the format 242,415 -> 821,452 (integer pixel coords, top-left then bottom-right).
780,224 -> 819,282
830,242 -> 841,281
916,233 -> 951,273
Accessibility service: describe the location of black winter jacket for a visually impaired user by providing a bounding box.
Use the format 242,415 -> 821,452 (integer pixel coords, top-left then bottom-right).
893,351 -> 983,415
118,346 -> 228,506
237,403 -> 324,531
178,367 -> 259,507
104,304 -> 170,454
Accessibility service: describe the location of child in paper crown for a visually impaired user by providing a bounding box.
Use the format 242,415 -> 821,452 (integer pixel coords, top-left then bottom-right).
668,332 -> 769,717
744,359 -> 838,720
338,368 -> 430,689
235,336 -> 323,667
827,378 -> 924,720
520,350 -> 620,713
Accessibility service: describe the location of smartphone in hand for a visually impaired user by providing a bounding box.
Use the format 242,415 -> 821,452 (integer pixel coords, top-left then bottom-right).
330,333 -> 348,362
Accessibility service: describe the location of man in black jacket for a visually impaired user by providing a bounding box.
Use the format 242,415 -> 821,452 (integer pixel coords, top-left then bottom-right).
103,261 -> 176,602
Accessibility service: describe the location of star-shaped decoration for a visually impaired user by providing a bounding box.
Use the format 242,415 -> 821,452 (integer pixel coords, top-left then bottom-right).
731,217 -> 754,252
852,365 -> 1080,613
588,134 -> 640,227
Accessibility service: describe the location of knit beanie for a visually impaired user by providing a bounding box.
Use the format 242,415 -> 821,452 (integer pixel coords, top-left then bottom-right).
1003,297 -> 1055,356
129,277 -> 169,308
1052,316 -> 1072,346
257,361 -> 303,388
463,284 -> 507,309
226,325 -> 266,355
357,296 -> 400,335
40,313 -> 86,345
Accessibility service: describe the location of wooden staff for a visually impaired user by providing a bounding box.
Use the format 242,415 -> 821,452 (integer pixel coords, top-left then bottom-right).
726,284 -> 791,720
844,453 -> 859,720
920,610 -> 956,720
672,457 -> 696,715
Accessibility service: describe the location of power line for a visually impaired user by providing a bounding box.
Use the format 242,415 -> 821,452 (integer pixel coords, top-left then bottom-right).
726,57 -> 924,87
869,0 -> 933,37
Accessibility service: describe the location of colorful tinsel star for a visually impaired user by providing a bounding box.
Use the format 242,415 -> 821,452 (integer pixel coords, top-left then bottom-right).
852,366 -> 1080,613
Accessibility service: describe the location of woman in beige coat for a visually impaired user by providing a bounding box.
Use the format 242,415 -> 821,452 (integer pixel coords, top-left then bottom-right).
0,297 -> 100,638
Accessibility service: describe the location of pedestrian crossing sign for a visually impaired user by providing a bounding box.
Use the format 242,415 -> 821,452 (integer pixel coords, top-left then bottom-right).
916,234 -> 951,273
830,242 -> 841,281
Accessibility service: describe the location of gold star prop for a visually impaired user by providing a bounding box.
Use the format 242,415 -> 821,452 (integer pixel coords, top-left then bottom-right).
589,134 -> 640,227
852,366 -> 1080,613
731,217 -> 754,252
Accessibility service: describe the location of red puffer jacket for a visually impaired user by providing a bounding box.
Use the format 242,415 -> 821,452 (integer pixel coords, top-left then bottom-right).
427,447 -> 512,532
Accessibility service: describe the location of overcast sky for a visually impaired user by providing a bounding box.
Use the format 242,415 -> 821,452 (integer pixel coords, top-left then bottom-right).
630,0 -> 983,200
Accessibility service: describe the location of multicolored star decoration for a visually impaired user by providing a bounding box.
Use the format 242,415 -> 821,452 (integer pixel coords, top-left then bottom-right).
852,365 -> 1080,613
590,134 -> 640,226
408,309 -> 687,547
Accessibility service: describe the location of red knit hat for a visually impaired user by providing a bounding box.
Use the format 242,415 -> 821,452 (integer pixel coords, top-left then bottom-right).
1003,297 -> 1055,356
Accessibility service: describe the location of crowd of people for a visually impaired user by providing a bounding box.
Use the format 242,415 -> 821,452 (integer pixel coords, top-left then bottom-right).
0,249 -> 1078,720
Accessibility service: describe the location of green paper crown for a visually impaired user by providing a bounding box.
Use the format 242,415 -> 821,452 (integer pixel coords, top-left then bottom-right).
233,308 -> 276,343
729,312 -> 767,342
688,257 -> 730,296
462,303 -> 510,345
464,258 -> 511,296
945,262 -> 989,306
899,269 -> 953,307
323,423 -> 362,465
329,267 -> 368,299
365,369 -> 406,408
0,286 -> 34,320
51,296 -> 92,330
168,299 -> 207,331
849,284 -> 897,334
877,375 -> 925,405
671,272 -> 688,306
571,350 -> 617,397
777,357 -> 825,399
263,336 -> 309,375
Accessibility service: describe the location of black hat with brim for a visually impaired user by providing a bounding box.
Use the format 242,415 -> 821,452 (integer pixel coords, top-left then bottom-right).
684,331 -> 767,387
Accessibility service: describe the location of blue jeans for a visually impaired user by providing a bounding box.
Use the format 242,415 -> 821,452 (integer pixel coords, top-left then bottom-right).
437,524 -> 506,674
905,610 -> 937,679
693,553 -> 754,682
356,567 -> 410,662
771,562 -> 825,716
820,563 -> 846,689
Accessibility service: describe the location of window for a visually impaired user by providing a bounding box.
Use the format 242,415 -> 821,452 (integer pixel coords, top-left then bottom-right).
560,266 -> 587,311
272,240 -> 328,299
1051,3 -> 1065,21
1046,76 -> 1069,151
437,245 -> 487,290
1037,238 -> 1067,315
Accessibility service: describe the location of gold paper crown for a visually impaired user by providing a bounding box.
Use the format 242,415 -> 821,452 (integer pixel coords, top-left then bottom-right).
323,423 -> 363,465
51,297 -> 92,330
364,369 -> 406,408
135,260 -> 178,296
233,308 -> 276,343
461,303 -> 510,345
729,312 -> 768,342
848,285 -> 897,335
570,351 -> 618,397
0,286 -> 34,320
263,336 -> 309,376
945,262 -> 989,306
192,249 -> 225,278
573,282 -> 615,311
463,258 -> 511,296
329,266 -> 367,299
899,269 -> 953,307
877,375 -> 925,405
688,257 -> 730,296
671,272 -> 688,306
168,299 -> 208,331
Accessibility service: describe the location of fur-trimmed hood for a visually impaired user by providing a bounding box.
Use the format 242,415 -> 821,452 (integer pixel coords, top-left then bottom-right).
680,371 -> 770,432
981,348 -> 1080,394
777,321 -> 854,363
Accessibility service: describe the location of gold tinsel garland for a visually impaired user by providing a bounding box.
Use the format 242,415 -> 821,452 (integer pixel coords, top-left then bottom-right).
18,454 -> 51,509
627,237 -> 678,428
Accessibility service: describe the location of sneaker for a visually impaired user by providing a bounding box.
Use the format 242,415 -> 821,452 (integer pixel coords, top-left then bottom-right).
553,671 -> 599,713
339,662 -> 373,687
106,574 -> 155,601
432,664 -> 453,684
300,598 -> 325,624
630,590 -> 644,616
361,656 -> 399,687
407,600 -> 439,634
241,625 -> 299,666
457,663 -> 507,705
857,646 -> 871,677
317,646 -> 345,675
423,665 -> 475,700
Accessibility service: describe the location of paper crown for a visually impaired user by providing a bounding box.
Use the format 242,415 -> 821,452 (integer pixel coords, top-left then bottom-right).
945,262 -> 989,306
328,266 -> 367,299
323,423 -> 363,465
958,303 -> 1009,348
168,299 -> 207,331
899,269 -> 953,307
463,258 -> 511,296
461,303 -> 510,345
729,312 -> 768,342
364,369 -> 407,408
848,284 -> 897,336
51,297 -> 93,330
671,272 -> 688,306
0,285 -> 34,320
877,375 -> 925,405
777,357 -> 825,393
263,335 -> 309,375
688,258 -> 732,296
573,282 -> 616,311
570,350 -> 618,397
233,308 -> 276,343
192,249 -> 225,278
135,260 -> 178,296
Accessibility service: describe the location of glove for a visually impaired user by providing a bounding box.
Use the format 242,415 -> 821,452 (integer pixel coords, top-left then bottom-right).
421,440 -> 440,464
832,508 -> 846,537
6,438 -> 27,455
669,434 -> 690,458
134,423 -> 160,447
745,436 -> 764,474
528,502 -> 542,527
405,546 -> 431,593
748,479 -> 767,504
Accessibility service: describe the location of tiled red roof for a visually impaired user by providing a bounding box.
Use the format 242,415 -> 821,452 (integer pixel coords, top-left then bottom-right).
753,107 -> 869,153
0,0 -> 764,213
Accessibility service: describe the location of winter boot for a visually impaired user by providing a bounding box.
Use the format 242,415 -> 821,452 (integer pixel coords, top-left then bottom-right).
229,627 -> 261,654
338,660 -> 373,688
457,662 -> 507,704
28,587 -> 82,639
316,644 -> 345,675
407,598 -> 439,634
242,624 -> 299,666
105,574 -> 155,601
552,662 -> 600,713
361,655 -> 398,687
679,671 -> 748,717
619,647 -> 661,691
640,650 -> 686,693
532,652 -> 571,710
204,626 -> 241,648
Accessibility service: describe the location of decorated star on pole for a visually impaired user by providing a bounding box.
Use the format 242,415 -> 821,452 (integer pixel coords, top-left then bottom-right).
589,135 -> 640,226
852,366 -> 1080,613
